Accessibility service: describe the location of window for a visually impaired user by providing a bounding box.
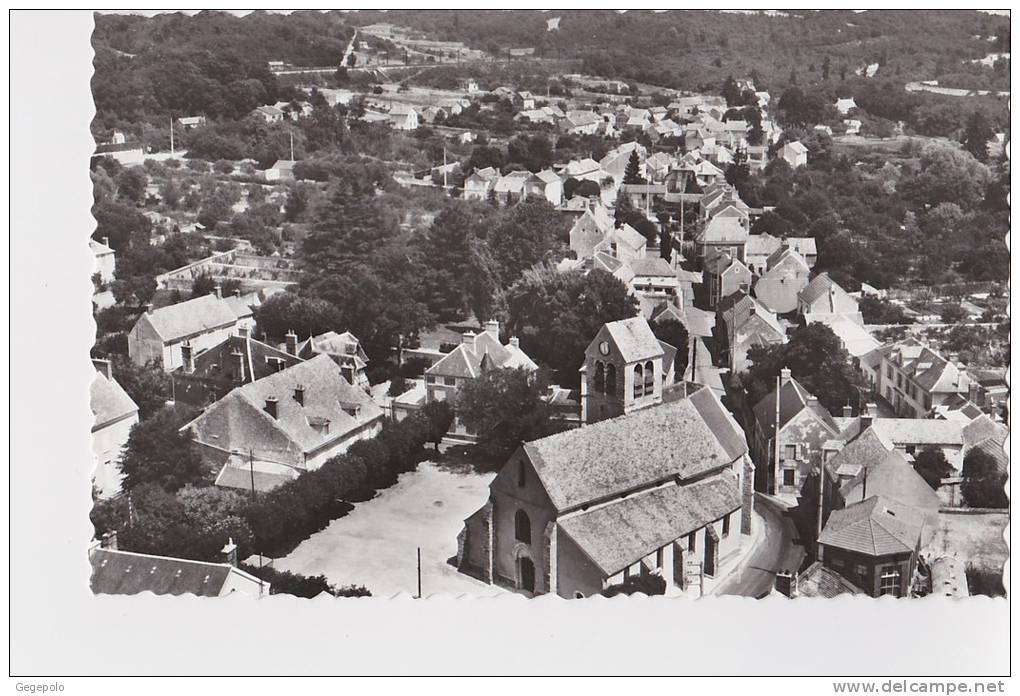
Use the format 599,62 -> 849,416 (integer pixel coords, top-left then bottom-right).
784,444 -> 798,460
722,514 -> 731,537
783,469 -> 796,486
879,567 -> 902,597
594,361 -> 605,394
517,461 -> 526,488
644,361 -> 655,394
831,557 -> 844,569
886,365 -> 893,379
443,377 -> 457,386
425,375 -> 435,384
688,533 -> 696,552
855,564 -> 868,581
606,364 -> 617,396
905,445 -> 916,455
656,547 -> 664,569
515,509 -> 532,544
574,591 -> 585,599
634,363 -> 644,398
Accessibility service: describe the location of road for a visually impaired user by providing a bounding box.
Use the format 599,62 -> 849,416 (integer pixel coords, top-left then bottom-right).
715,494 -> 806,598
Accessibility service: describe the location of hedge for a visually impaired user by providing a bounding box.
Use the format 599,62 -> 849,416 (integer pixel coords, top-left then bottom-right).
241,407 -> 447,554
240,564 -> 371,598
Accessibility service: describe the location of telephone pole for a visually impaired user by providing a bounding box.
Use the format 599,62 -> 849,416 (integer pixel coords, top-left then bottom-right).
169,116 -> 175,155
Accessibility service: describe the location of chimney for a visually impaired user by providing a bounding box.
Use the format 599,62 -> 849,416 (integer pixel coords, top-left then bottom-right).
861,402 -> 877,430
780,367 -> 792,386
181,341 -> 195,374
294,384 -> 304,406
264,397 -> 279,419
214,283 -> 223,299
144,303 -> 154,314
220,538 -> 238,567
485,319 -> 500,338
101,530 -> 118,551
462,330 -> 476,345
285,330 -> 298,356
948,353 -> 959,365
842,404 -> 853,418
509,336 -> 520,348
233,288 -> 242,297
775,570 -> 796,598
95,358 -> 113,380
231,348 -> 245,383
102,236 -> 110,247
238,325 -> 249,340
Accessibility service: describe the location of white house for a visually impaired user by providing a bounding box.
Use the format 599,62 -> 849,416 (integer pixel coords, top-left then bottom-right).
90,237 -> 116,284
779,141 -> 809,168
90,360 -> 139,498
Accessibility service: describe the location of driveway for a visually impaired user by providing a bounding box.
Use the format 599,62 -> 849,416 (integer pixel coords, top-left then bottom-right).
274,461 -> 505,597
714,494 -> 806,598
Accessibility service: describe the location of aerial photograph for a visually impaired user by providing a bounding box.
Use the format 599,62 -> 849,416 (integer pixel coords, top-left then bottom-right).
84,9 -> 1009,602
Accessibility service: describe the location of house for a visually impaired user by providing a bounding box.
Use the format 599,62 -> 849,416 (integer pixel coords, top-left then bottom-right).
844,119 -> 862,136
798,272 -> 859,320
562,157 -> 604,182
92,140 -> 145,166
423,320 -> 537,442
805,314 -> 881,359
774,561 -> 865,598
817,496 -> 923,598
579,316 -> 673,425
517,91 -> 536,110
515,108 -> 555,125
779,141 -> 808,168
703,251 -> 752,308
463,167 -> 499,200
90,237 -> 116,284
128,293 -> 250,371
265,159 -> 296,181
599,142 -> 647,183
456,388 -> 753,597
460,78 -> 479,94
744,233 -> 782,275
861,338 -> 974,418
176,115 -> 206,129
90,538 -> 267,597
719,292 -> 787,374
596,224 -> 647,265
751,369 -> 839,495
295,330 -> 371,391
644,152 -> 675,182
567,203 -> 614,259
187,354 -> 383,471
525,169 -> 563,206
388,104 -> 420,130
695,215 -> 750,264
492,170 -> 532,205
627,257 -> 684,314
753,246 -> 812,314
91,360 -> 139,499
251,105 -> 285,123
835,97 -> 858,115
560,110 -> 601,135
169,328 -> 304,408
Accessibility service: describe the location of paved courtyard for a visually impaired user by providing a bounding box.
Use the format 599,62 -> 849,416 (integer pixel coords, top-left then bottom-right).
275,461 -> 506,597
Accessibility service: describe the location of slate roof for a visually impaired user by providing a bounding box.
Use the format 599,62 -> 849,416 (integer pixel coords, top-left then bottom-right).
871,418 -> 964,447
141,294 -> 238,343
214,456 -> 298,493
872,338 -> 965,394
752,377 -> 839,434
700,216 -> 749,244
744,233 -> 781,259
793,561 -> 865,598
558,471 -> 742,575
426,330 -> 536,379
783,141 -> 808,155
764,247 -> 811,273
525,397 -> 739,511
824,426 -> 895,482
962,414 -> 1008,449
798,272 -> 855,309
818,495 -> 923,557
90,238 -> 114,256
189,354 -> 381,455
838,451 -> 942,527
721,293 -> 786,338
91,370 -> 139,431
686,385 -> 749,460
90,548 -> 264,597
613,223 -> 647,250
603,316 -> 664,363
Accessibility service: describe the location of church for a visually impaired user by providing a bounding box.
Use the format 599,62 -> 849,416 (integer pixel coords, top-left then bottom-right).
455,317 -> 754,597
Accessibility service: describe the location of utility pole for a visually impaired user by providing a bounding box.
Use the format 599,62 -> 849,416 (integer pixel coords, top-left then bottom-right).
249,448 -> 266,597
443,148 -> 448,189
773,374 -> 781,495
289,130 -> 295,161
416,547 -> 422,599
169,116 -> 175,156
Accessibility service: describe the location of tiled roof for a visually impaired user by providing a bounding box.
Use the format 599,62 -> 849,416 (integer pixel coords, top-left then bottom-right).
613,223 -> 647,250
700,216 -> 749,244
628,257 -> 676,278
603,316 -> 664,363
872,338 -> 964,394
190,354 -> 381,455
798,272 -> 854,309
686,385 -> 749,460
721,293 -> 785,338
525,397 -> 739,511
824,426 -> 894,482
90,548 -> 262,597
214,456 -> 298,493
962,414 -> 1008,449
558,471 -> 742,575
818,495 -> 923,557
91,370 -> 138,431
142,294 -> 238,343
871,418 -> 964,446
752,377 -> 838,434
838,451 -> 942,525
426,330 -> 535,379
764,247 -> 810,273
794,561 -> 865,598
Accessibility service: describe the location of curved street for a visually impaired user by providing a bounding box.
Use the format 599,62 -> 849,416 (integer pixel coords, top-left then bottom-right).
715,494 -> 806,598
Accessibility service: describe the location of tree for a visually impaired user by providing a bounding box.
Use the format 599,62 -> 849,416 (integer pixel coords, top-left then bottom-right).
961,447 -> 1007,508
415,202 -> 495,321
940,303 -> 967,324
822,56 -> 831,80
650,318 -> 689,379
93,200 -> 152,251
742,323 -> 866,414
902,142 -> 993,210
467,145 -> 506,173
456,367 -> 559,457
505,265 -> 639,385
119,405 -> 207,492
913,447 -> 953,490
725,147 -> 751,188
420,400 -> 455,451
108,355 -> 172,419
962,110 -> 993,162
623,150 -> 644,184
253,291 -> 341,340
487,198 -> 569,287
116,166 -> 148,203
241,564 -> 370,597
722,75 -> 742,107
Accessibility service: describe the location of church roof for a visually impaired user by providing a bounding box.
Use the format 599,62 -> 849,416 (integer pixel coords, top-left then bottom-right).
602,316 -> 664,363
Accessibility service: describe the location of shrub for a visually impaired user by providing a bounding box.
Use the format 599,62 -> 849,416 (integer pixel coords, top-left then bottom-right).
602,573 -> 667,597
240,564 -> 371,598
